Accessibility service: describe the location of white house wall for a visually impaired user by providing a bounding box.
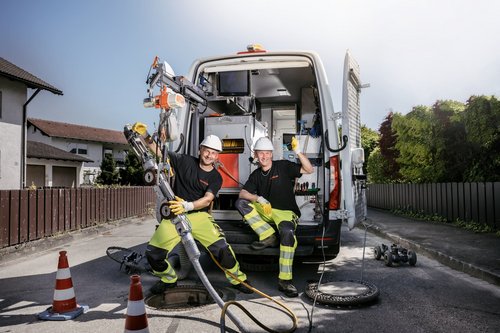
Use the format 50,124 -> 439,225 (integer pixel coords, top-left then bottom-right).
0,77 -> 26,189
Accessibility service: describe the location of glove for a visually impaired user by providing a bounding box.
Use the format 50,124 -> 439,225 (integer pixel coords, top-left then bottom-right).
257,196 -> 272,216
168,196 -> 194,215
291,136 -> 300,154
132,122 -> 148,136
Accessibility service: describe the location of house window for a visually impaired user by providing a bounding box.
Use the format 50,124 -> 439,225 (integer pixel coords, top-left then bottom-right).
69,143 -> 88,155
104,148 -> 113,157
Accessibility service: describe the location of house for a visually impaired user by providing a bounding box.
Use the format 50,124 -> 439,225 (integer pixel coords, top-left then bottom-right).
26,140 -> 93,188
0,56 -> 63,190
27,118 -> 129,185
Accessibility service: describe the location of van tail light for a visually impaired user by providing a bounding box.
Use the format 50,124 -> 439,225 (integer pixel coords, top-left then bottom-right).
328,155 -> 340,209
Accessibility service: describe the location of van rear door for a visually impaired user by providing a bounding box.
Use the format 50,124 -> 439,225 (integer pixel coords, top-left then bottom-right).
340,50 -> 367,229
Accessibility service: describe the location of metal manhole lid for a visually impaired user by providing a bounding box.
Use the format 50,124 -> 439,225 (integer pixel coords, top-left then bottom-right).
305,280 -> 380,306
318,281 -> 370,296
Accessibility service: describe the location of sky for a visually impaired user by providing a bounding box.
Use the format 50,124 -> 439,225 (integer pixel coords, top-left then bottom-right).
2,0 -> 499,132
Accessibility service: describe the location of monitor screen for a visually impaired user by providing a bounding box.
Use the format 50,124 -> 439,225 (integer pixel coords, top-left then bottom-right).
218,71 -> 250,96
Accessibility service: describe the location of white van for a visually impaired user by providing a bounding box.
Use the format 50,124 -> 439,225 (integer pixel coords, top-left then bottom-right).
145,45 -> 367,261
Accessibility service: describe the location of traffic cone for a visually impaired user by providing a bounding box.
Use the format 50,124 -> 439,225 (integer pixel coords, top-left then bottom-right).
124,275 -> 149,333
38,250 -> 89,321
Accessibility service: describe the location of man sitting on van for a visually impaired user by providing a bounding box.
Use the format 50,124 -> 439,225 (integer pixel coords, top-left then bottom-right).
235,136 -> 313,297
145,134 -> 253,295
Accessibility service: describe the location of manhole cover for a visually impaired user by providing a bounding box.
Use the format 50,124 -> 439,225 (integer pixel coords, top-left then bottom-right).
318,281 -> 370,296
145,284 -> 231,311
305,280 -> 379,306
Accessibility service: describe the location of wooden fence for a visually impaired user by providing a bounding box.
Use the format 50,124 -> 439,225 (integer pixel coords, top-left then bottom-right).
0,187 -> 155,249
366,182 -> 500,229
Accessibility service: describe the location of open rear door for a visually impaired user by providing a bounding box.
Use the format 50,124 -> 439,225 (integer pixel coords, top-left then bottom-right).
340,50 -> 367,229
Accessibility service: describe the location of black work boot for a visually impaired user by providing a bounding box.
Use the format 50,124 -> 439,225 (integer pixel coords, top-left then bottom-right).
150,280 -> 177,294
231,280 -> 254,294
278,279 -> 298,297
250,234 -> 278,250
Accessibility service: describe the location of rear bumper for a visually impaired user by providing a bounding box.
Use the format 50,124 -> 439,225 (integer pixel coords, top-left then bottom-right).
216,216 -> 341,258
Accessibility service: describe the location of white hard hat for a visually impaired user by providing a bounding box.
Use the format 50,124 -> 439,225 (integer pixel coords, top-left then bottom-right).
254,137 -> 274,151
200,135 -> 222,152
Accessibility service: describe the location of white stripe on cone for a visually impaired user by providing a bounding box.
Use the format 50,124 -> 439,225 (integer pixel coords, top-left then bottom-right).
53,288 -> 76,301
55,268 -> 71,279
126,300 -> 146,317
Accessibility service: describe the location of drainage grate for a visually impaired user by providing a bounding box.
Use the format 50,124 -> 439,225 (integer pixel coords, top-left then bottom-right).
145,284 -> 232,311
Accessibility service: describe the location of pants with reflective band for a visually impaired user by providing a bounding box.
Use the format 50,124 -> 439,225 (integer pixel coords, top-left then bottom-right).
146,211 -> 246,285
235,199 -> 297,280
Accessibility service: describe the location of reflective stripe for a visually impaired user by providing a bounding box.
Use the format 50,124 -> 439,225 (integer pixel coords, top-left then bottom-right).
246,214 -> 262,226
56,268 -> 71,279
280,249 -> 294,260
253,223 -> 272,236
279,264 -> 292,274
156,266 -> 177,283
226,263 -> 247,284
126,300 -> 146,316
53,288 -> 75,301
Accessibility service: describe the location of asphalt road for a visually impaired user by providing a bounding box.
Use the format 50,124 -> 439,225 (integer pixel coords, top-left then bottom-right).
0,216 -> 499,333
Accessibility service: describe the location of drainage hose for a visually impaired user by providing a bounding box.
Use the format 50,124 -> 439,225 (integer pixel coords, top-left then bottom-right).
207,251 -> 298,333
179,229 -> 248,333
180,220 -> 298,333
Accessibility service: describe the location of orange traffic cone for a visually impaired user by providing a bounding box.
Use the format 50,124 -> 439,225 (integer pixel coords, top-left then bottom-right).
38,251 -> 89,321
124,275 -> 149,333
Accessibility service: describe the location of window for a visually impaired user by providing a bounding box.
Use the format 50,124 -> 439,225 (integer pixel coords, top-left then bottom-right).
68,143 -> 88,155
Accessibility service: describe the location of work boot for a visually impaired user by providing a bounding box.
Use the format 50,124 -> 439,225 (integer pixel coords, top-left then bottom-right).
250,234 -> 278,250
231,280 -> 254,294
278,279 -> 298,297
150,280 -> 177,295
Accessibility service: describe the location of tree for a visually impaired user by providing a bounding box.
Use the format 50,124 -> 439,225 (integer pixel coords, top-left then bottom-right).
361,125 -> 379,175
120,152 -> 145,186
367,147 -> 390,183
461,95 -> 500,181
432,100 -> 466,182
392,106 -> 439,183
378,111 -> 401,182
96,154 -> 120,185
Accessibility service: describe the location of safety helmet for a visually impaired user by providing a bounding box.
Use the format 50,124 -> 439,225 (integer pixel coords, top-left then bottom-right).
254,137 -> 274,151
200,135 -> 222,152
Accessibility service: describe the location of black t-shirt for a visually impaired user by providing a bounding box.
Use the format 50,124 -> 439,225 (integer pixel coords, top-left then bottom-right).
168,152 -> 222,212
242,160 -> 302,216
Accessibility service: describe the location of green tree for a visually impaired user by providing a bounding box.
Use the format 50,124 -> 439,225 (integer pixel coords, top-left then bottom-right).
392,106 -> 440,183
96,154 -> 120,185
461,95 -> 500,181
119,152 -> 145,186
361,125 -> 379,175
367,147 -> 390,183
432,100 -> 466,182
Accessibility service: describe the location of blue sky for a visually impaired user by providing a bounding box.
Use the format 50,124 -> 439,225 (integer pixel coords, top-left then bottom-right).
2,0 -> 499,131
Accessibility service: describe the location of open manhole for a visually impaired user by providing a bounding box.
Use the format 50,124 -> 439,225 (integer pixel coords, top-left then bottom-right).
304,279 -> 379,306
145,284 -> 233,311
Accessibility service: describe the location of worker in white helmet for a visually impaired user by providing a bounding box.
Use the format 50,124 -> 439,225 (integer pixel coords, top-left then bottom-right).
146,134 -> 252,295
235,136 -> 313,297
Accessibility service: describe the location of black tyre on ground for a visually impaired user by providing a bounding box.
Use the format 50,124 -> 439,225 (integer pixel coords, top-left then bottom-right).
408,251 -> 417,266
373,246 -> 382,260
384,251 -> 393,267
